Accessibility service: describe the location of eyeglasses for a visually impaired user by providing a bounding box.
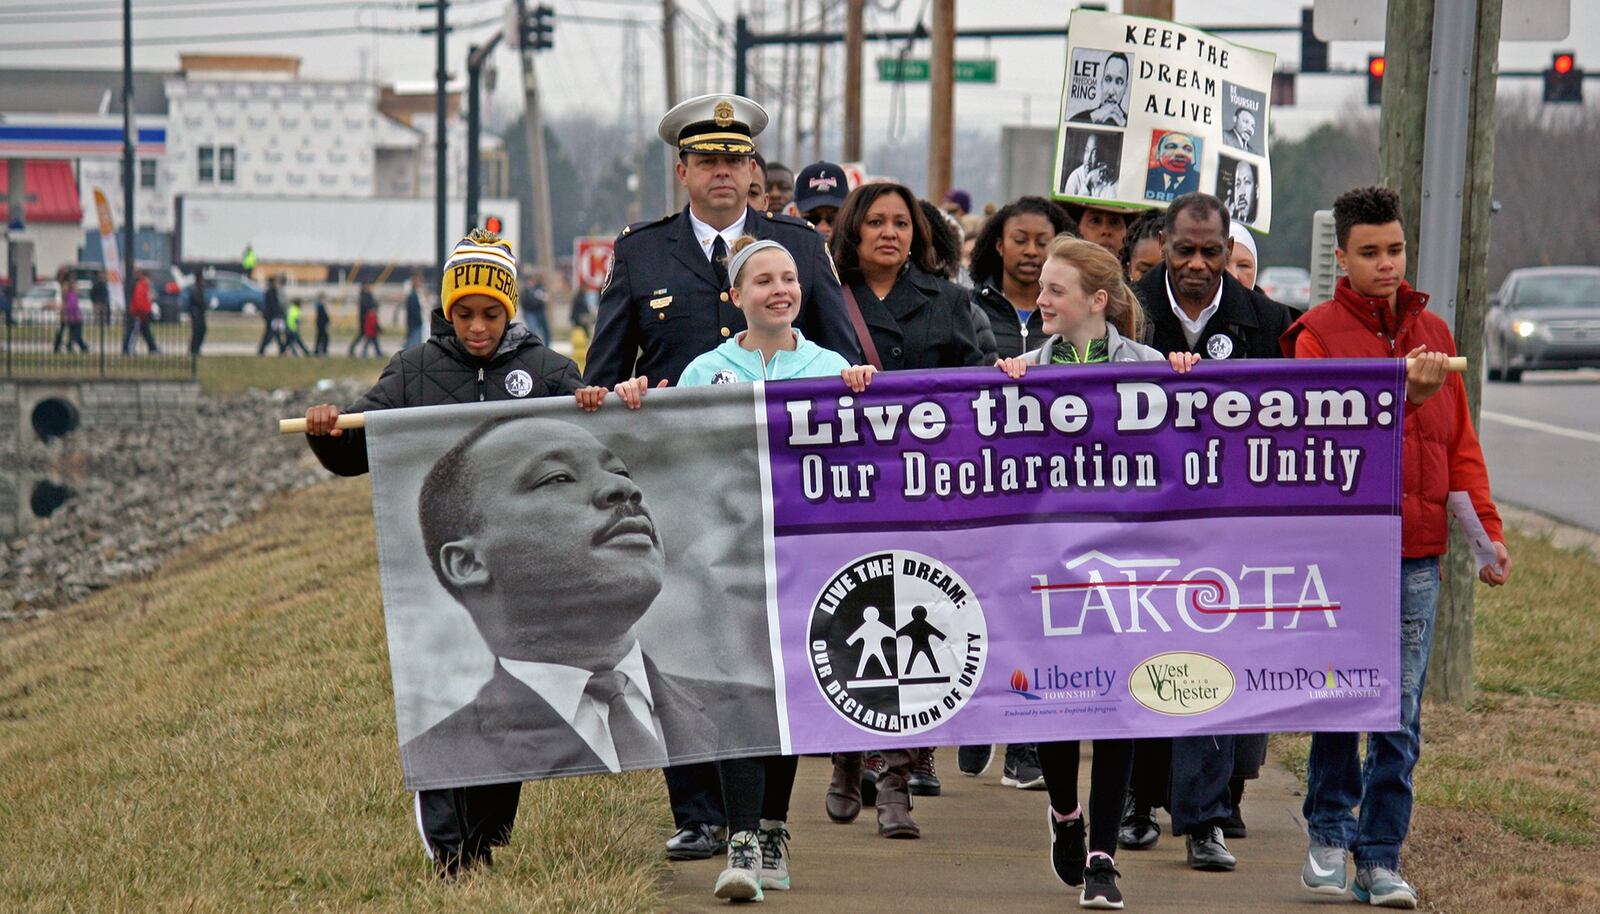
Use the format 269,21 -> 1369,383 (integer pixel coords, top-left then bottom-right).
803,208 -> 837,226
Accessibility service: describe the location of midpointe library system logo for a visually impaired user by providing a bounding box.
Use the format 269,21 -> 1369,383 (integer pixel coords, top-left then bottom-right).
807,551 -> 987,736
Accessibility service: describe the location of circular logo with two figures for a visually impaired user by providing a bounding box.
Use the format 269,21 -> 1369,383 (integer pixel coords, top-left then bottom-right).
807,551 -> 987,736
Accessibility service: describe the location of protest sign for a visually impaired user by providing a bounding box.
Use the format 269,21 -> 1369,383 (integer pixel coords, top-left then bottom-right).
366,362 -> 1402,790
1053,9 -> 1277,230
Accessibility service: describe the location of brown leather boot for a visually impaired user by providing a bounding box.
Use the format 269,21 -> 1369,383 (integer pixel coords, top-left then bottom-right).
826,752 -> 864,823
875,770 -> 921,839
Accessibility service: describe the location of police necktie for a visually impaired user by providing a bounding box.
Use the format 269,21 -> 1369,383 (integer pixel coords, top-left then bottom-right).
584,670 -> 666,769
711,235 -> 730,292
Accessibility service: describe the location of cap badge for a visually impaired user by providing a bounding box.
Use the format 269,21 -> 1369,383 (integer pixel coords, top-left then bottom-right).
714,100 -> 735,127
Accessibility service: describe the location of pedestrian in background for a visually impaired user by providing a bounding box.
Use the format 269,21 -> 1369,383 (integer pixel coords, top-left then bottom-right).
349,282 -> 377,356
793,161 -> 849,244
359,301 -> 383,358
313,293 -> 330,356
258,275 -> 284,356
188,270 -> 208,356
917,198 -> 996,363
53,266 -> 89,353
521,268 -> 551,343
90,271 -> 110,325
123,270 -> 159,354
403,272 -> 425,349
282,298 -> 311,356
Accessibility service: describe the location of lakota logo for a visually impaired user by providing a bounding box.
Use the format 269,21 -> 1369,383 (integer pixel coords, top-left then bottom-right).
808,550 -> 986,736
1129,651 -> 1234,716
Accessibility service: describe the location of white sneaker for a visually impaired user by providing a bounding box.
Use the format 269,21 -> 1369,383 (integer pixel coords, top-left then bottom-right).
758,819 -> 790,890
713,830 -> 764,902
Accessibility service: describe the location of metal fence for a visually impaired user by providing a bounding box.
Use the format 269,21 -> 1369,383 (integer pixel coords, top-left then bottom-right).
2,310 -> 196,380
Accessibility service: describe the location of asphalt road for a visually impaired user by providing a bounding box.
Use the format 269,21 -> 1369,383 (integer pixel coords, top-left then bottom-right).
1479,368 -> 1600,532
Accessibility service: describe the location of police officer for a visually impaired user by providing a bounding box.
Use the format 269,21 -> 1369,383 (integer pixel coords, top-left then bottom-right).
1129,192 -> 1292,873
585,94 -> 862,391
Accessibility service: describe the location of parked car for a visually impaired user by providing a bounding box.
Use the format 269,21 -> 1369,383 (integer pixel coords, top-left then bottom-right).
203,270 -> 267,313
1486,266 -> 1600,382
1258,266 -> 1312,310
17,281 -> 62,314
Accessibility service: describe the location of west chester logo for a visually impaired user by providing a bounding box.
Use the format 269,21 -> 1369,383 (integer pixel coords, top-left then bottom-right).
1006,665 -> 1118,702
807,551 -> 987,736
1129,651 -> 1235,716
1031,550 -> 1342,636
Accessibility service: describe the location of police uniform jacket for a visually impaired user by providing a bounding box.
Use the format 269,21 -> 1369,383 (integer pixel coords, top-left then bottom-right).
848,264 -> 988,371
585,206 -> 863,387
1133,263 -> 1292,360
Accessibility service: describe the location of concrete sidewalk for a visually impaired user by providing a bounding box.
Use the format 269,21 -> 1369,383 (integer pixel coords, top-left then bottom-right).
666,751 -> 1342,912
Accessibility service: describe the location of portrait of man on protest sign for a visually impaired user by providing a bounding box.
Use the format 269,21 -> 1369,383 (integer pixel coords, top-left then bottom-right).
1218,154 -> 1259,226
1221,81 -> 1265,156
1059,127 -> 1123,200
368,396 -> 781,788
1143,130 -> 1202,203
1064,48 -> 1133,128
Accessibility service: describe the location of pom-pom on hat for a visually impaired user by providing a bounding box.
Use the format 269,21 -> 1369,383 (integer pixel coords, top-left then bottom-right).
441,228 -> 519,320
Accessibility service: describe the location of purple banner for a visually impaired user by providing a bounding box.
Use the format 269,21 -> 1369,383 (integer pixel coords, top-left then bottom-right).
764,360 -> 1405,752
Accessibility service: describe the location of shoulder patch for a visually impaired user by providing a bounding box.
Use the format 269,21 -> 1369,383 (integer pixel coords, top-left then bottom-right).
615,213 -> 675,244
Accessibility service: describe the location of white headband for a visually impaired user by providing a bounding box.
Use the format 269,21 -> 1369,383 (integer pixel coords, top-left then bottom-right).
726,239 -> 795,288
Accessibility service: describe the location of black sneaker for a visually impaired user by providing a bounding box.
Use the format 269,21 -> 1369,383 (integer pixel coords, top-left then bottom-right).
908,747 -> 942,796
1221,806 -> 1247,839
1117,794 -> 1160,850
665,823 -> 726,861
957,744 -> 994,777
1048,808 -> 1087,888
1079,855 -> 1124,909
1002,743 -> 1045,790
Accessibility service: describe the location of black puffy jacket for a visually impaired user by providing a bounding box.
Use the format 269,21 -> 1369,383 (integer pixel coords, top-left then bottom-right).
307,309 -> 583,476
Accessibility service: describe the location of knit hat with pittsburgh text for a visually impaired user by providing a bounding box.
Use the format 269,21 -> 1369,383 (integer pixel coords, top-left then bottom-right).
441,228 -> 519,320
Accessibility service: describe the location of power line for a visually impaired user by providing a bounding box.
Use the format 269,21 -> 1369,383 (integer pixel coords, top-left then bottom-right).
0,1 -> 407,24
0,24 -> 424,52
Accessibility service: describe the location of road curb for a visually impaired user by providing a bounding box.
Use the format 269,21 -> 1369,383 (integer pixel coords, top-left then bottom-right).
1498,501 -> 1600,560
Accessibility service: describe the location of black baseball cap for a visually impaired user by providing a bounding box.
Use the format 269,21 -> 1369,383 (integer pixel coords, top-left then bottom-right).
793,161 -> 850,212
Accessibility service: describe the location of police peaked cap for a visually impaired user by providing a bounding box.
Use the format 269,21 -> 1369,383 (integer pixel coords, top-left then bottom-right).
658,94 -> 769,157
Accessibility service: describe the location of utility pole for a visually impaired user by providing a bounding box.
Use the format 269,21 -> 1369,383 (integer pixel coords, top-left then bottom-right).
928,0 -> 955,201
1122,0 -> 1173,19
515,0 -> 556,273
1376,0 -> 1504,706
1377,0 -> 1432,281
812,1 -> 826,162
844,0 -> 864,161
122,0 -> 135,310
435,0 -> 448,280
465,33 -> 504,234
662,0 -> 682,212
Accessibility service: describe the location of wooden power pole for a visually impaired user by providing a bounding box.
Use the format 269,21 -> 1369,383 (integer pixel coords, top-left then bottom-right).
928,0 -> 955,201
844,0 -> 864,161
662,0 -> 683,211
1122,0 -> 1174,20
1378,0 -> 1504,706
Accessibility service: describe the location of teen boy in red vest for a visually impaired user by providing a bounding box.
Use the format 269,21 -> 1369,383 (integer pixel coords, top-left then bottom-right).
1281,185 -> 1512,909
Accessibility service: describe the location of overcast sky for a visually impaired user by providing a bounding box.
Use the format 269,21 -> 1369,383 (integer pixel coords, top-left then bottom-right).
2,0 -> 1593,149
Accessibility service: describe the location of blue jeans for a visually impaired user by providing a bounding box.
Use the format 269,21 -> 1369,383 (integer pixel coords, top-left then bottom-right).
1303,556 -> 1440,871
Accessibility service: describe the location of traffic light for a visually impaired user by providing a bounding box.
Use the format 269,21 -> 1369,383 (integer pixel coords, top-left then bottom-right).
1366,55 -> 1385,106
1300,8 -> 1328,73
1544,51 -> 1582,103
483,214 -> 504,235
520,3 -> 554,51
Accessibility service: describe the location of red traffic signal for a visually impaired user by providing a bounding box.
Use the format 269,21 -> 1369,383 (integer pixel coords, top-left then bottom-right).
1545,51 -> 1582,103
484,214 -> 504,234
1366,55 -> 1385,106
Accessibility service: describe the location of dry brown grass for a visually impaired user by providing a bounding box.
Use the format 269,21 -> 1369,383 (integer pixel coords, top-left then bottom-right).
1274,528 -> 1600,914
0,478 -> 671,913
